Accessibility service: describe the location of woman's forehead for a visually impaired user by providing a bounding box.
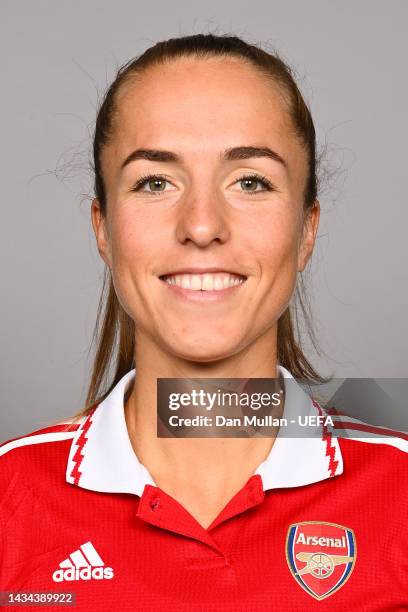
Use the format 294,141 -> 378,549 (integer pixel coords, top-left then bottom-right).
113,57 -> 293,146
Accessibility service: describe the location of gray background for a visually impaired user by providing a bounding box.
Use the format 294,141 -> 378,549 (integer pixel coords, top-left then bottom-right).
1,0 -> 407,440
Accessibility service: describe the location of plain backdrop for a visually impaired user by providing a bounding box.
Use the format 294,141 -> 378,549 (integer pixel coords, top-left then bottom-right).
1,0 -> 407,440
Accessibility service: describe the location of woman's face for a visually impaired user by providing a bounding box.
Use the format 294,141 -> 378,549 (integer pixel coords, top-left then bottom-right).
92,56 -> 319,363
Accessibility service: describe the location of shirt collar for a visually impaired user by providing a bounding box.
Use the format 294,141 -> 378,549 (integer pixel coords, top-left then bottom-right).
66,365 -> 343,496
254,366 -> 343,488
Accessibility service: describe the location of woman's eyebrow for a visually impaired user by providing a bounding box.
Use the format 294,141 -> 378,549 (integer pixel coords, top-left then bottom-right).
120,145 -> 287,171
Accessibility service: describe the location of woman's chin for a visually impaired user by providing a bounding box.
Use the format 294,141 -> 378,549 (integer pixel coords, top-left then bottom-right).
165,338 -> 242,364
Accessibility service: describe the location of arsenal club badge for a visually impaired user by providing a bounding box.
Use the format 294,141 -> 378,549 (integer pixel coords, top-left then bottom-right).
286,521 -> 357,600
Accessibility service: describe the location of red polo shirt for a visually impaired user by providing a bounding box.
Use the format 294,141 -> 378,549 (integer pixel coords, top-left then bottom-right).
1,366 -> 407,610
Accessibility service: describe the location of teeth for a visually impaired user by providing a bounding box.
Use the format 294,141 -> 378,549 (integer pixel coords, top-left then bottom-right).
163,272 -> 245,291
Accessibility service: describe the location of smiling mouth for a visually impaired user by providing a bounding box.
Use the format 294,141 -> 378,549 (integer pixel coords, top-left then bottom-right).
159,272 -> 247,292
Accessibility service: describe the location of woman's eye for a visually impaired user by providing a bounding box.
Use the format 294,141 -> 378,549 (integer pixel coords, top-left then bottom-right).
131,174 -> 174,194
236,174 -> 275,194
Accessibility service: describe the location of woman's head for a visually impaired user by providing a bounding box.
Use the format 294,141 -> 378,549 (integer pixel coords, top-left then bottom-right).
80,34 -> 326,418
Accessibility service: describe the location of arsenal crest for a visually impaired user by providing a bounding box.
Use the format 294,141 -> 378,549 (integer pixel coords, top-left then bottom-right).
286,521 -> 356,600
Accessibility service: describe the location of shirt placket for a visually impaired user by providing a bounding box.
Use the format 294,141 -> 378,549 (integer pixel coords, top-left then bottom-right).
136,474 -> 265,559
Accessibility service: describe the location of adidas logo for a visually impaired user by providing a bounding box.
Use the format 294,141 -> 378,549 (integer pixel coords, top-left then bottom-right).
52,541 -> 114,582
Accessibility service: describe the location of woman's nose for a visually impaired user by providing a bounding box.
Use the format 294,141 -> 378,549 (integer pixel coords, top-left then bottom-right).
174,185 -> 231,247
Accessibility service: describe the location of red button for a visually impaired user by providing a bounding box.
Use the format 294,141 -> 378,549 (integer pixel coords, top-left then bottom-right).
149,498 -> 161,511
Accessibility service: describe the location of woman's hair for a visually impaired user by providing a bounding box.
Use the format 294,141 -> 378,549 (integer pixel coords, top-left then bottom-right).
71,32 -> 329,423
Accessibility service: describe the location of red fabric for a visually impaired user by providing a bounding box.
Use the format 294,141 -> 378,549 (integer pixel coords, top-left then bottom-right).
0,428 -> 407,611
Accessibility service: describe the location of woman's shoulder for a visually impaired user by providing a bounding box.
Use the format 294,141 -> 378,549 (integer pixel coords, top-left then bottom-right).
324,406 -> 408,475
0,420 -> 85,539
0,419 -> 83,455
0,419 -> 84,491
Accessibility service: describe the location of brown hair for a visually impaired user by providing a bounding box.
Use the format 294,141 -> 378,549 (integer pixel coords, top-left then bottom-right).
71,32 -> 329,423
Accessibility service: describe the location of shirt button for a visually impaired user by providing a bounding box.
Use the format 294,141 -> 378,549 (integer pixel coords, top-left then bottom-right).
149,497 -> 161,511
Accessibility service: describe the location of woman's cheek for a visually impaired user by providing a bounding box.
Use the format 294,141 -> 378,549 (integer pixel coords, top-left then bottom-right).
255,215 -> 300,273
261,224 -> 301,309
108,239 -> 143,316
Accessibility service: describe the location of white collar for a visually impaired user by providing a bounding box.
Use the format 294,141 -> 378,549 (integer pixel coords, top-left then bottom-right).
253,366 -> 343,488
66,365 -> 343,496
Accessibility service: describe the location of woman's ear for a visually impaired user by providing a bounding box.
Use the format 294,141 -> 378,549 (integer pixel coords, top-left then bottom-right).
91,198 -> 112,269
298,200 -> 320,272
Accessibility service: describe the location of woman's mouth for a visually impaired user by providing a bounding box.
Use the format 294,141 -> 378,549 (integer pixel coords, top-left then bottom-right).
158,272 -> 247,302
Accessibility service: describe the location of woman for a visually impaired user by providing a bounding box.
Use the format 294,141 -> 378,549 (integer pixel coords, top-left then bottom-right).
1,34 -> 406,611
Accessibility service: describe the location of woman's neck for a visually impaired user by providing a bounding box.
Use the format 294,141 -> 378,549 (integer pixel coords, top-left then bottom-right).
123,333 -> 282,529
